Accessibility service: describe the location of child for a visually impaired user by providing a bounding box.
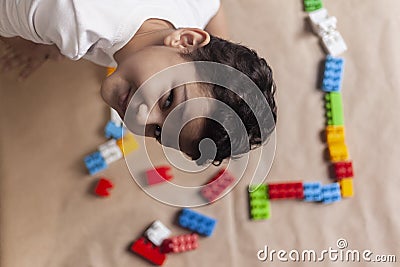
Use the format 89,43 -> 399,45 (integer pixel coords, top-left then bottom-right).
0,0 -> 277,165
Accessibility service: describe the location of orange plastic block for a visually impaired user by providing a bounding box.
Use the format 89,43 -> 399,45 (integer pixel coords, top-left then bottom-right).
328,142 -> 349,162
326,125 -> 345,146
107,67 -> 116,77
117,133 -> 139,155
339,178 -> 354,197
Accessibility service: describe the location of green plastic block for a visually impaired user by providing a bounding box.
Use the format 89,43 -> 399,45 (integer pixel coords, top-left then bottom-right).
304,0 -> 323,12
325,92 -> 344,126
249,184 -> 271,220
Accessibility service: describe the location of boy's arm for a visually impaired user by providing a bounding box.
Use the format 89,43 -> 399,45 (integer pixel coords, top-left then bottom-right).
204,5 -> 230,40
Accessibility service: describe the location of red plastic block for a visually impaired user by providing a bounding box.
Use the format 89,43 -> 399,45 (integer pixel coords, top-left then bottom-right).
201,169 -> 235,202
130,237 -> 166,266
146,166 -> 173,185
94,178 -> 114,197
268,182 -> 304,200
161,233 -> 199,253
333,161 -> 354,179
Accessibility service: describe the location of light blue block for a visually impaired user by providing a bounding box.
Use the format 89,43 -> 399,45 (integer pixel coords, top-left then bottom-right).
322,183 -> 342,204
322,55 -> 345,92
303,182 -> 323,202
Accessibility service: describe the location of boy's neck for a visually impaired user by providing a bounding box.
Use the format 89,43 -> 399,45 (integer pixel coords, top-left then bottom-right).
114,19 -> 175,64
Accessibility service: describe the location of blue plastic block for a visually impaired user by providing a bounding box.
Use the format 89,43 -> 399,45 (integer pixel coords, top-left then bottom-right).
321,183 -> 342,204
84,151 -> 107,175
104,121 -> 124,139
178,208 -> 217,237
322,55 -> 345,92
303,182 -> 323,202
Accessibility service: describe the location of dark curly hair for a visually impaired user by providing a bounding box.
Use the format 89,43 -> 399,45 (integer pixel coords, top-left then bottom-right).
184,35 -> 277,165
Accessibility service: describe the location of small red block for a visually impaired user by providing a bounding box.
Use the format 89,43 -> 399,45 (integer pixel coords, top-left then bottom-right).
146,166 -> 173,185
201,169 -> 235,202
268,182 -> 304,200
131,237 -> 166,266
94,178 -> 113,197
333,161 -> 354,179
161,233 -> 199,254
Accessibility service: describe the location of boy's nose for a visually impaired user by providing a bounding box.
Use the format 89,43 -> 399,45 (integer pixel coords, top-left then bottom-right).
136,103 -> 162,126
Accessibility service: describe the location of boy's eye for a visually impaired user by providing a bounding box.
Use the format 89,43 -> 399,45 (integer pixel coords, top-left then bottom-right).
154,125 -> 162,141
163,89 -> 174,110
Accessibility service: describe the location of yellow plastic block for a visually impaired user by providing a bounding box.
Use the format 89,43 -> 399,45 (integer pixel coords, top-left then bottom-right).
107,67 -> 116,77
339,178 -> 354,198
328,142 -> 349,162
326,125 -> 345,146
117,133 -> 139,155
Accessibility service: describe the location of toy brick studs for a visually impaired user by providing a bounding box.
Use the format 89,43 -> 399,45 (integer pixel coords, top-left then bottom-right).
146,166 -> 173,185
98,139 -> 123,164
333,161 -> 354,179
248,184 -> 271,220
84,151 -> 107,175
178,209 -> 217,237
325,92 -> 344,126
201,169 -> 235,202
321,183 -> 342,204
161,233 -> 199,253
145,221 -> 172,246
268,182 -> 304,200
304,0 -> 323,12
303,182 -> 323,202
105,121 -> 124,139
94,178 -> 114,197
322,56 -> 345,92
130,237 -> 166,266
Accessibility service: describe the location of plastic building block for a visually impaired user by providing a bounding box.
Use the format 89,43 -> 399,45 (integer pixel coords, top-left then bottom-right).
130,237 -> 166,266
98,139 -> 123,164
268,182 -> 304,200
326,125 -> 345,146
333,161 -> 354,179
308,8 -> 328,33
161,233 -> 199,254
146,166 -> 173,186
321,183 -> 342,204
145,220 -> 172,246
339,178 -> 354,198
84,151 -> 107,175
105,121 -> 124,140
303,182 -> 323,202
178,208 -> 217,237
322,56 -> 345,92
325,92 -> 344,126
201,169 -> 235,202
116,133 -> 139,155
94,178 -> 114,197
106,67 -> 116,77
328,142 -> 349,162
110,108 -> 123,127
322,30 -> 347,56
248,184 -> 271,220
304,0 -> 323,12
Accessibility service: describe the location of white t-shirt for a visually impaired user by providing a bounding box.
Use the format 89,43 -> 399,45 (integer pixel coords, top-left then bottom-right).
0,0 -> 220,67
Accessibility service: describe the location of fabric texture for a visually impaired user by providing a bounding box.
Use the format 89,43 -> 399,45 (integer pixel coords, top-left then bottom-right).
0,0 -> 220,66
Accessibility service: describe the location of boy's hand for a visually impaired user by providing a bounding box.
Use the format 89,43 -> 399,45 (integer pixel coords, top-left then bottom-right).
0,36 -> 64,79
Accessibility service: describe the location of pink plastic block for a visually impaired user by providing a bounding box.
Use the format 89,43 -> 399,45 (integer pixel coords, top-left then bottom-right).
201,169 -> 235,202
146,166 -> 173,185
161,233 -> 199,253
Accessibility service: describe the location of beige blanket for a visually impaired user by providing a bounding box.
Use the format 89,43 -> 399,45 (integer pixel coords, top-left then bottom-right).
1,0 -> 399,266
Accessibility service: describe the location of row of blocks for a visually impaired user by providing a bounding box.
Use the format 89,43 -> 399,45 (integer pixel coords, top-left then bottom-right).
249,175 -> 354,220
84,121 -> 139,175
130,209 -> 217,265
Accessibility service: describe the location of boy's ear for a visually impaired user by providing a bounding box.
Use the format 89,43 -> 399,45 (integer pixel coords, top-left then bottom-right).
164,28 -> 210,53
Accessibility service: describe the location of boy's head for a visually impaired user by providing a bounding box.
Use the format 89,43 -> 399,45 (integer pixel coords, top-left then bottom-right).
101,28 -> 276,165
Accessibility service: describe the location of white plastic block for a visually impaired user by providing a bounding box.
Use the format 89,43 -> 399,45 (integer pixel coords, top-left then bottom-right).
308,8 -> 328,32
110,108 -> 123,127
98,139 -> 123,164
322,31 -> 348,56
316,16 -> 337,37
145,220 -> 171,246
